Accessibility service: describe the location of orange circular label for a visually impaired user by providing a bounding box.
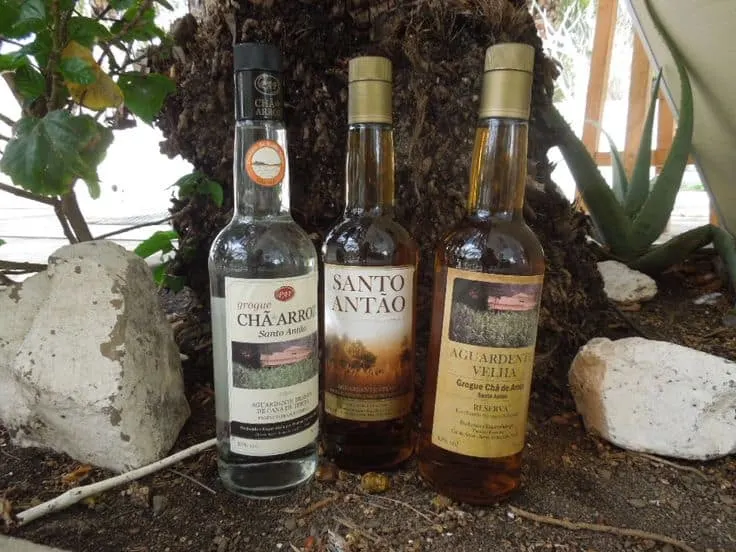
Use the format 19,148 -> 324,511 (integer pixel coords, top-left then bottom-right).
245,140 -> 286,187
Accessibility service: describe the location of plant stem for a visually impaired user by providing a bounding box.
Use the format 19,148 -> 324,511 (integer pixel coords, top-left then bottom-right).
0,182 -> 56,205
94,216 -> 173,240
47,0 -> 62,116
54,200 -> 78,243
0,261 -> 48,273
0,113 -> 16,127
61,191 -> 93,242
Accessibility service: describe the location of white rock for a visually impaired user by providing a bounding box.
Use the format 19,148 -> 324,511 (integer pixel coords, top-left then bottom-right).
0,241 -> 190,472
569,337 -> 736,460
596,260 -> 657,303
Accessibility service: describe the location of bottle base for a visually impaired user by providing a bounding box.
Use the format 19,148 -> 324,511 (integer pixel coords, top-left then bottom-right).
218,453 -> 317,498
417,455 -> 520,505
324,441 -> 414,473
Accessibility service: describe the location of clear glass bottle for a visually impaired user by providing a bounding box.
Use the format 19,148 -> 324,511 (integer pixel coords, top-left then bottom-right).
209,43 -> 319,497
321,56 -> 419,471
417,43 -> 545,504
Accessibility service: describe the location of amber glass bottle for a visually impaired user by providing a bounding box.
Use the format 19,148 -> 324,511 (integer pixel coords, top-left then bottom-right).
321,56 -> 419,471
417,43 -> 545,504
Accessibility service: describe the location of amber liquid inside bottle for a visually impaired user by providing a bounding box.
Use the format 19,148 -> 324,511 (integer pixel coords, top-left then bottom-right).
321,123 -> 419,471
417,118 -> 545,504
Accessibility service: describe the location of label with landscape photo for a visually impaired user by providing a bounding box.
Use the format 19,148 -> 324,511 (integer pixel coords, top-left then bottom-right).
431,269 -> 544,458
224,275 -> 319,456
323,265 -> 415,422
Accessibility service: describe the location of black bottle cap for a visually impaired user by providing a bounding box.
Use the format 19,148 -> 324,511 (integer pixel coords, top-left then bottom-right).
233,42 -> 282,73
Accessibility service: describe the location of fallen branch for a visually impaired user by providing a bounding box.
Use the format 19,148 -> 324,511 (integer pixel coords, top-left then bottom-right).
508,506 -> 697,552
634,452 -> 709,481
14,438 -> 216,527
0,261 -> 48,273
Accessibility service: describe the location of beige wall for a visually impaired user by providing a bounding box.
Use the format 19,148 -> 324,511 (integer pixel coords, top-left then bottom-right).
624,0 -> 736,235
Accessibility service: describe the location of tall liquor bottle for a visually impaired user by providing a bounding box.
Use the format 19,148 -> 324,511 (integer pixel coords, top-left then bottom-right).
417,43 -> 545,504
209,43 -> 319,496
321,56 -> 419,471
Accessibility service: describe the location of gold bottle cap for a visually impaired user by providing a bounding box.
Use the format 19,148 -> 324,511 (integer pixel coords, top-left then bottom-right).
348,56 -> 392,124
479,43 -> 535,120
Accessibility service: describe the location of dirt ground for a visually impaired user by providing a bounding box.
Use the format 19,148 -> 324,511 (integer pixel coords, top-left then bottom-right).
1,255 -> 735,552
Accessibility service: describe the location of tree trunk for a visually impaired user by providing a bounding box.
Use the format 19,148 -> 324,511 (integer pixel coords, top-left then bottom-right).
154,0 -> 609,388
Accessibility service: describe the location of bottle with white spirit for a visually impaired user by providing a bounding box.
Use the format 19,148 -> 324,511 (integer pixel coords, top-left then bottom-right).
417,43 -> 545,504
321,56 -> 419,471
209,43 -> 319,497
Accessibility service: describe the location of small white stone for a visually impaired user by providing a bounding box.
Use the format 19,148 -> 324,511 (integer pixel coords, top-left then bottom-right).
0,241 -> 190,472
569,337 -> 736,460
596,260 -> 657,303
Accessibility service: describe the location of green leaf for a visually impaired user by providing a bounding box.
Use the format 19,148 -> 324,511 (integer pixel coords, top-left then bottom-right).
542,104 -> 632,256
0,111 -> 108,196
109,0 -> 136,8
0,51 -> 28,72
629,0 -> 695,254
0,239 -> 5,247
134,230 -> 179,259
7,0 -> 46,38
67,17 -> 112,48
623,71 -> 662,218
151,263 -> 184,291
22,29 -> 53,69
111,6 -> 164,41
117,72 -> 175,124
15,65 -> 46,102
628,224 -> 712,275
587,120 -> 628,205
174,171 -> 224,206
76,121 -> 114,199
0,1 -> 22,36
60,56 -> 97,85
712,226 -> 736,295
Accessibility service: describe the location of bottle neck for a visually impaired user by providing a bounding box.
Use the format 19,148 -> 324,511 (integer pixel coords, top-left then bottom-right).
344,123 -> 395,216
234,120 -> 290,219
466,117 -> 528,221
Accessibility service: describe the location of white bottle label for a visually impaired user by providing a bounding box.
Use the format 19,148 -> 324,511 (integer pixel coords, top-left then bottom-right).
323,264 -> 415,421
224,274 -> 319,456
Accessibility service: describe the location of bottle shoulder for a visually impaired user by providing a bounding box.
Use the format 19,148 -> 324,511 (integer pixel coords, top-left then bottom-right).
322,215 -> 418,266
438,217 -> 544,275
209,218 -> 317,276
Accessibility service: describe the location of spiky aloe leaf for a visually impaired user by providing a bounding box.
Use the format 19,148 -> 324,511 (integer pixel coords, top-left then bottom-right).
628,224 -> 711,274
544,105 -> 632,256
587,120 -> 629,204
712,226 -> 736,294
623,71 -> 662,218
629,0 -> 694,254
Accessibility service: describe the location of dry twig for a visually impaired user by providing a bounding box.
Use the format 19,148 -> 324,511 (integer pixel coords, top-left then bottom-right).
12,438 -> 216,527
633,452 -> 709,481
352,493 -> 436,525
170,468 -> 217,495
300,494 -> 339,517
508,506 -> 698,552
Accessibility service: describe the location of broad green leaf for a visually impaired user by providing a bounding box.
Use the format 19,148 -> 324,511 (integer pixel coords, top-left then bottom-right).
15,65 -> 45,102
587,120 -> 628,205
75,119 -> 114,199
62,41 -> 123,110
109,0 -> 136,8
60,56 -> 97,85
542,104 -> 632,256
152,263 -> 184,291
21,29 -> 53,69
67,17 -> 112,48
0,111 -> 106,196
175,171 -> 224,206
7,0 -> 46,38
630,0 -> 694,254
0,239 -> 5,247
0,1 -> 22,36
134,230 -> 179,259
0,51 -> 28,72
118,72 -> 175,124
628,224 -> 712,275
623,71 -> 662,218
111,6 -> 164,41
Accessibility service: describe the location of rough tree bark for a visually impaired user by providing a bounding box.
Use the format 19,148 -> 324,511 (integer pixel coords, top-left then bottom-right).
153,0 -> 609,390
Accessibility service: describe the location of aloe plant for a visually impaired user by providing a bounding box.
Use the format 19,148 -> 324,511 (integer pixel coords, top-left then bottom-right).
544,0 -> 736,287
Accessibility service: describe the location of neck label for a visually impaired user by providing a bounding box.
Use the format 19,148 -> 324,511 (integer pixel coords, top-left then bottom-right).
245,139 -> 286,187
